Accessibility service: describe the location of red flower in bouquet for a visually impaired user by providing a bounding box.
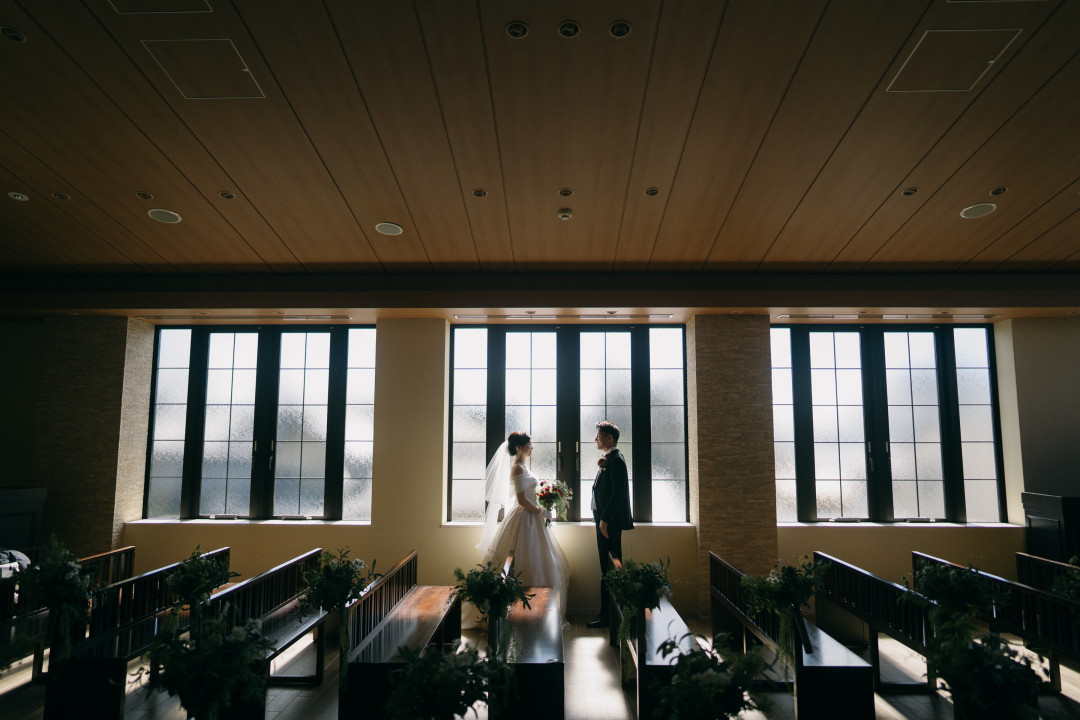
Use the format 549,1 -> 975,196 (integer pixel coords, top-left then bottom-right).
536,479 -> 573,522
598,457 -> 608,469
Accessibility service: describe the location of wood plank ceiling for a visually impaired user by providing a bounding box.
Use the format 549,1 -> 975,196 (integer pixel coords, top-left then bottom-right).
1,0 -> 1079,288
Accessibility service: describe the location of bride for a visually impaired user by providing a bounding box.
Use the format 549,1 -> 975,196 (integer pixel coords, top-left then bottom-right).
476,431 -> 570,609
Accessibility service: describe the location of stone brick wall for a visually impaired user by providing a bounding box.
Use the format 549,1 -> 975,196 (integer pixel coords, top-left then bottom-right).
687,315 -> 778,613
31,317 -> 153,556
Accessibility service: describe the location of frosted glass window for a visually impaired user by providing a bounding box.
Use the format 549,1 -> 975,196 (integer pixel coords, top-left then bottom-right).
507,332 -> 559,482
274,333 -> 331,517
954,328 -> 1000,522
147,329 -> 191,518
580,331 -> 631,520
450,328 -> 488,522
884,332 -> 944,520
200,332 -> 258,516
809,332 -> 866,519
771,329 -> 796,522
343,328 -> 376,520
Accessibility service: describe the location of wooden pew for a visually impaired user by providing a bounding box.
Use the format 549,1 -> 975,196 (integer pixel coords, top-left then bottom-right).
914,551 -> 1080,693
604,555 -> 694,720
200,547 -> 326,688
813,551 -> 934,694
0,544 -> 140,681
1017,551 -> 1077,593
43,547 -> 233,719
340,550 -> 461,720
496,552 -> 564,720
709,551 -> 874,720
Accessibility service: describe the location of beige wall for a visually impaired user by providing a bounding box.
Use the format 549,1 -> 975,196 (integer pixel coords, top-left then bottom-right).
778,523 -> 1025,585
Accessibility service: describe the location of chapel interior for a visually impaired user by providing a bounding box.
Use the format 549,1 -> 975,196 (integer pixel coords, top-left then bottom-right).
1,0 -> 1079,718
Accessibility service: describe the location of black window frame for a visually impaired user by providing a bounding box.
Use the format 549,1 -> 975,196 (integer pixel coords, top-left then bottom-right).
447,324 -> 689,524
777,323 -> 1006,524
143,324 -> 374,521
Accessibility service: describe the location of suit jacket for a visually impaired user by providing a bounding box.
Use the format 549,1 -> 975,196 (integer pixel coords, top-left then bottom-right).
593,448 -> 634,531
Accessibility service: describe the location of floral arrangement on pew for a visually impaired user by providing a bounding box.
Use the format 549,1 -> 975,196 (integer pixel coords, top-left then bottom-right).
907,560 -> 1040,720
535,479 -> 573,525
385,640 -> 514,720
300,547 -> 378,688
604,557 -> 672,661
652,632 -> 769,720
142,546 -> 270,720
453,561 -> 534,659
16,534 -> 98,663
741,555 -> 829,674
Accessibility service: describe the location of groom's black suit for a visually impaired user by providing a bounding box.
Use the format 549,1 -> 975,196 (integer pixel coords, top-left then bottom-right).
592,447 -> 633,620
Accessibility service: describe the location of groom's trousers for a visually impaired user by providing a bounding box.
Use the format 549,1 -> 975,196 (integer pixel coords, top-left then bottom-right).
595,520 -> 623,616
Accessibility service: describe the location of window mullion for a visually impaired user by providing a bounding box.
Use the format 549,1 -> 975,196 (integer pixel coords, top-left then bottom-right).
322,327 -> 348,520
630,326 -> 652,522
556,328 -> 580,521
935,327 -> 966,523
249,330 -> 280,519
180,329 -> 209,520
790,328 -> 817,522
862,328 -> 892,522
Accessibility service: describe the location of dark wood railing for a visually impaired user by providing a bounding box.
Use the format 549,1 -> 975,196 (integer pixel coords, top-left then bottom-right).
346,550 -> 418,654
815,552 -> 930,653
79,546 -> 136,587
88,547 -> 230,637
708,551 -> 781,648
1016,552 -> 1078,593
203,548 -> 321,629
914,551 -> 1080,692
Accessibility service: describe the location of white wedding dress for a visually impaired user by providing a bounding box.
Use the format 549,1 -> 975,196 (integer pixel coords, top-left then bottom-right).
482,470 -> 570,609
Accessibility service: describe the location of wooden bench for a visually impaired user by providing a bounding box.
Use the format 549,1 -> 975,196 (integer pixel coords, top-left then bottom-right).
43,546 -> 233,719
709,552 -> 874,720
813,551 -> 934,694
915,551 -> 1080,693
496,552 -> 564,720
340,550 -> 461,720
200,547 -> 326,688
0,544 -> 139,681
603,555 -> 694,720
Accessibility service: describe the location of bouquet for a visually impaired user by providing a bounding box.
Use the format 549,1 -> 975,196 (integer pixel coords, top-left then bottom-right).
536,479 -> 573,522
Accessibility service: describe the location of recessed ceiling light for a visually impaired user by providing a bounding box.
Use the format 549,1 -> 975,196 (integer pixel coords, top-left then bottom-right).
960,202 -> 996,219
7,192 -> 29,202
52,192 -> 70,201
506,21 -> 528,38
148,208 -> 182,223
559,188 -> 573,197
558,20 -> 580,38
1,26 -> 27,43
610,21 -> 631,38
644,187 -> 660,196
375,222 -> 404,235
902,187 -> 919,196
990,187 -> 1008,196
473,188 -> 487,198
136,191 -> 153,200
219,191 -> 236,199
557,208 -> 572,221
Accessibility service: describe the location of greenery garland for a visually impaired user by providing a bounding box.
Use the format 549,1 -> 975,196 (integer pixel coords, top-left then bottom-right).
652,632 -> 769,720
740,556 -> 829,673
17,535 -> 97,662
385,641 -> 513,720
604,557 -> 672,662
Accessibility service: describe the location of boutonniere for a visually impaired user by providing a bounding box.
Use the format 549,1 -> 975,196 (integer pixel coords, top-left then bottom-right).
598,457 -> 608,469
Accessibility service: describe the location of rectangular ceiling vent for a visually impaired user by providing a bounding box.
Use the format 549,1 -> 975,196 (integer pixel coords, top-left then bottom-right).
110,0 -> 211,13
887,29 -> 1021,92
143,39 -> 265,99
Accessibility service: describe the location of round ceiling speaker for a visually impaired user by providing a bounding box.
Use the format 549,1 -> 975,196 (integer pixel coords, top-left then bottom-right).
148,208 -> 182,223
960,203 -> 997,219
375,222 -> 404,235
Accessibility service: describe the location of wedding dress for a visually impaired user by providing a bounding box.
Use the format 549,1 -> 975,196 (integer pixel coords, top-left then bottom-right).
483,469 -> 570,594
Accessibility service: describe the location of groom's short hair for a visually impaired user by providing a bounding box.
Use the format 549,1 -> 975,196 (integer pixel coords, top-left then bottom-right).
595,421 -> 620,444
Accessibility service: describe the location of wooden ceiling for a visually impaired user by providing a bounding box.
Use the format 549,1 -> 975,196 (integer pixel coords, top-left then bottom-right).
1,0 -> 1079,317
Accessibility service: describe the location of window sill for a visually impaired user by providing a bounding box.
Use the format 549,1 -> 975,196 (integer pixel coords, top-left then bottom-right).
777,521 -> 1021,529
128,518 -> 371,526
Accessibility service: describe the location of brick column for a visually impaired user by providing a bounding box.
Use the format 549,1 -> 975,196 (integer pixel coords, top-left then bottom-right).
32,317 -> 154,555
687,315 -> 777,614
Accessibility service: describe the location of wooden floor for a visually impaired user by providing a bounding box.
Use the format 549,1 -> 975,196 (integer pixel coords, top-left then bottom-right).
3,616 -> 1080,719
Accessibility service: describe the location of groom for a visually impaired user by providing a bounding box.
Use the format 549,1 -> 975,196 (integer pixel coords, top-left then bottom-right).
587,421 -> 634,628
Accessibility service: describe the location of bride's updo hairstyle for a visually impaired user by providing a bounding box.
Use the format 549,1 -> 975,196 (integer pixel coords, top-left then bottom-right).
507,431 -> 531,456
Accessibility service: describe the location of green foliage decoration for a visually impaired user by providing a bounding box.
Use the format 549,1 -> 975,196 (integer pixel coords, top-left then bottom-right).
740,555 -> 829,673
385,641 -> 513,720
300,547 -> 378,688
147,614 -> 273,720
17,535 -> 97,661
604,557 -> 672,660
453,561 -> 533,624
908,560 -> 1040,719
166,547 -> 238,620
652,632 -> 769,720
1049,555 -> 1080,603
